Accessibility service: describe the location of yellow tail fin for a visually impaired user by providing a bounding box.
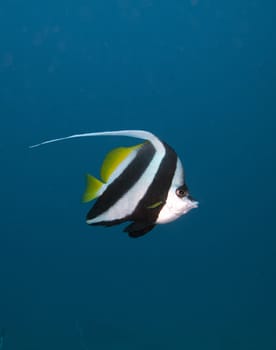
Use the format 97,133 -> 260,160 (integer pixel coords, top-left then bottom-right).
82,174 -> 104,203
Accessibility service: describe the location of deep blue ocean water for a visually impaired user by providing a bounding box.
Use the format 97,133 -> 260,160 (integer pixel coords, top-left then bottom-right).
0,1 -> 275,349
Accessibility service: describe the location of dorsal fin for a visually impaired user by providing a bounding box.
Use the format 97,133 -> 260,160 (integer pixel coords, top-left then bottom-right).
100,143 -> 143,183
29,130 -> 163,151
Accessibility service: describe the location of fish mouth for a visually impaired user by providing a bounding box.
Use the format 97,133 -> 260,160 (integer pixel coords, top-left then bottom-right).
189,199 -> 199,209
180,198 -> 198,215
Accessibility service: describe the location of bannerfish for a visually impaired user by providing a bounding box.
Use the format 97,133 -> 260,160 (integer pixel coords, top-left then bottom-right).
30,130 -> 198,238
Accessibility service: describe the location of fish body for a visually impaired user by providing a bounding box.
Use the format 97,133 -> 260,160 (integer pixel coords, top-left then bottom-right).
30,130 -> 198,238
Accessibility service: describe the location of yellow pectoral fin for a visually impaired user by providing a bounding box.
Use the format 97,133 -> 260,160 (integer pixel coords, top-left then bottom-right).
147,201 -> 163,209
82,174 -> 104,203
100,143 -> 143,183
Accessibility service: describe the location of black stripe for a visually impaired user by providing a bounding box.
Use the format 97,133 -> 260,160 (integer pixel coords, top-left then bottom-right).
86,142 -> 156,220
129,142 -> 177,224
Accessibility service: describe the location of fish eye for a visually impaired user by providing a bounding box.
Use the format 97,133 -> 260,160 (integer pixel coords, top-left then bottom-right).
176,185 -> 188,198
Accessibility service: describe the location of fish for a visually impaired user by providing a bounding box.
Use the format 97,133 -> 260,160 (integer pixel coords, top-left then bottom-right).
30,130 -> 198,238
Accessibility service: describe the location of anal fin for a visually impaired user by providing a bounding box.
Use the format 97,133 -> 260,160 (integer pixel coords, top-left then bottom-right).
124,222 -> 155,238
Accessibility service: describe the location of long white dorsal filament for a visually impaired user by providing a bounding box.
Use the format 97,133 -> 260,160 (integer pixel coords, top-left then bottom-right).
29,130 -> 162,150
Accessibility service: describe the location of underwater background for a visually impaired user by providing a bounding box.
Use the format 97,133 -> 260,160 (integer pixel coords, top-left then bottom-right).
0,0 -> 275,349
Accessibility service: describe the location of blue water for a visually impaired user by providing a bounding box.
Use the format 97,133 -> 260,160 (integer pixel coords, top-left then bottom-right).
1,1 -> 275,349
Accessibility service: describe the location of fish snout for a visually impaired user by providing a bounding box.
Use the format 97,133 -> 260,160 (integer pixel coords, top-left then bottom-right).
188,196 -> 199,208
